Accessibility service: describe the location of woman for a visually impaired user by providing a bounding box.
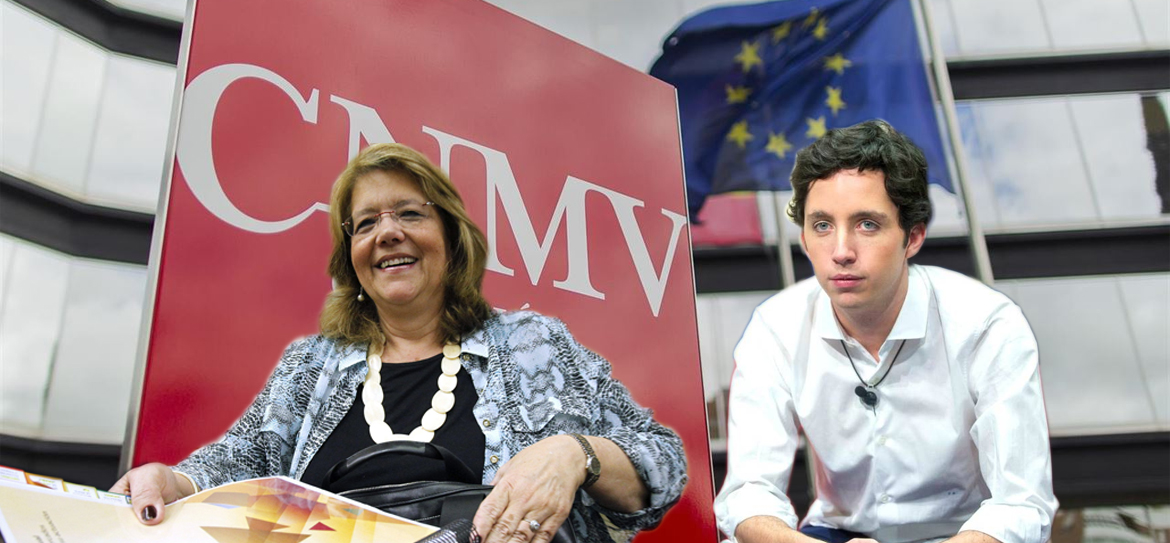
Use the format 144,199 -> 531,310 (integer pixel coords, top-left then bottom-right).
112,143 -> 687,543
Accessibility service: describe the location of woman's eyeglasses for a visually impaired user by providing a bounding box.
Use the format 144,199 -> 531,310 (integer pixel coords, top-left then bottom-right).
343,201 -> 436,238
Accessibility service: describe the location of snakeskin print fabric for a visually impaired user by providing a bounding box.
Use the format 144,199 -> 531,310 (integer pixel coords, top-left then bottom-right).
173,311 -> 687,542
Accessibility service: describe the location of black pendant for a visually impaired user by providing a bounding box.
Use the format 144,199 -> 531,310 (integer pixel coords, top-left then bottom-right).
855,385 -> 878,408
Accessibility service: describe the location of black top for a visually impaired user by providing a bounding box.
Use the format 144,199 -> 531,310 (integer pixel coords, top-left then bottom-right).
301,352 -> 485,492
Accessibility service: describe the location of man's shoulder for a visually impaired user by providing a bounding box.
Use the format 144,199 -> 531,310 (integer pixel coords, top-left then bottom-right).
757,275 -> 821,312
915,265 -> 1022,326
749,276 -> 823,336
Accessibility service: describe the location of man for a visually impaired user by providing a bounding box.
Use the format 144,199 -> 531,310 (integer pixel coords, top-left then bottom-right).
713,120 -> 1057,543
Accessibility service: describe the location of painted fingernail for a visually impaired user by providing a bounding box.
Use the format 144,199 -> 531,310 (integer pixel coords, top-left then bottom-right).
142,505 -> 157,521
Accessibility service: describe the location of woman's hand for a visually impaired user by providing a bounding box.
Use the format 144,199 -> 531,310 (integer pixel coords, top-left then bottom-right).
109,463 -> 195,525
473,434 -> 582,543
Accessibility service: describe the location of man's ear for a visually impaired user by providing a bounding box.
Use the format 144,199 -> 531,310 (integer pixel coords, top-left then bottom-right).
905,223 -> 926,259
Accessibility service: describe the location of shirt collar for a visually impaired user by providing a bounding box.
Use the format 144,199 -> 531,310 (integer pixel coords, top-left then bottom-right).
813,265 -> 929,342
460,330 -> 491,359
814,288 -> 846,340
338,342 -> 369,370
887,266 -> 928,340
338,333 -> 491,370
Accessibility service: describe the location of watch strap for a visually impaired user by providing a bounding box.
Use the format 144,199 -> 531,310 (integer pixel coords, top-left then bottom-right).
569,433 -> 601,488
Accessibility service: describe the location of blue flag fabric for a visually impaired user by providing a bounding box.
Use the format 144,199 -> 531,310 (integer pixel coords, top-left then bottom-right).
650,0 -> 953,219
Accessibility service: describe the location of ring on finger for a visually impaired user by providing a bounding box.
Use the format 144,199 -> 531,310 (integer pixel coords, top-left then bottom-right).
527,519 -> 541,532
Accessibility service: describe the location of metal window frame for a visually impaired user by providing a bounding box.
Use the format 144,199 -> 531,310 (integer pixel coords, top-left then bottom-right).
0,170 -> 153,264
10,0 -> 181,63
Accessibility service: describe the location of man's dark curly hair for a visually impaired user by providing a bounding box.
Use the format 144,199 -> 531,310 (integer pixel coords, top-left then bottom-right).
787,119 -> 932,243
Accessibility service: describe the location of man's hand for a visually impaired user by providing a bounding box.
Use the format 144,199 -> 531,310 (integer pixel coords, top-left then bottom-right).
736,516 -> 824,543
945,531 -> 1001,543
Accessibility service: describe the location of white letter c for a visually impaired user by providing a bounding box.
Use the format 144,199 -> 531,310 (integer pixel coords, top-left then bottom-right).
176,63 -> 328,234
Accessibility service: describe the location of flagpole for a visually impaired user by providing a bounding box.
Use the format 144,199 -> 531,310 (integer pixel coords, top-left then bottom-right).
912,0 -> 995,285
770,192 -> 797,288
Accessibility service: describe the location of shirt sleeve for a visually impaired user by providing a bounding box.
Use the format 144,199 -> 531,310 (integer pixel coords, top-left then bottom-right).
713,307 -> 802,541
173,338 -> 317,490
959,305 -> 1058,543
548,317 -> 689,534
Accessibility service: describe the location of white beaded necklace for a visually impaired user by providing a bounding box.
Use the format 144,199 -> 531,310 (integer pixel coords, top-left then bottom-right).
361,342 -> 462,443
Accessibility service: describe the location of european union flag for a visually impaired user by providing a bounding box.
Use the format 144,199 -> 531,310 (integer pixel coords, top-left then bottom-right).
650,0 -> 953,219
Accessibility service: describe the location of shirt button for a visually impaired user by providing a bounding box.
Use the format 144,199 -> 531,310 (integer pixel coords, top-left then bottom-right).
877,436 -> 888,446
490,455 -> 499,464
879,494 -> 892,504
482,419 -> 491,428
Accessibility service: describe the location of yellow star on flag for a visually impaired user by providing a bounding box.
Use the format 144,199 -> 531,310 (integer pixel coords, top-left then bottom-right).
802,8 -> 820,28
825,86 -> 846,116
725,85 -> 752,104
766,132 -> 793,159
813,18 -> 830,40
734,41 -> 763,73
727,120 -> 754,149
806,116 -> 827,139
771,21 -> 792,43
824,53 -> 852,75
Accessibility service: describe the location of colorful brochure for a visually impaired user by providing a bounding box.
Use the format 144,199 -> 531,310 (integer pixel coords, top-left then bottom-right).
0,469 -> 438,543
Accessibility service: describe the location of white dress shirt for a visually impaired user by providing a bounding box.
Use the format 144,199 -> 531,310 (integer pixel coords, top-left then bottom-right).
714,265 -> 1057,543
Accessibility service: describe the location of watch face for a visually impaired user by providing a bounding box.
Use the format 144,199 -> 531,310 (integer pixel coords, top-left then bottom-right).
587,456 -> 601,475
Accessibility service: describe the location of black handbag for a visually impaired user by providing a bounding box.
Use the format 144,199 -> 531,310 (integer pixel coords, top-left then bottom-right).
324,441 -> 576,543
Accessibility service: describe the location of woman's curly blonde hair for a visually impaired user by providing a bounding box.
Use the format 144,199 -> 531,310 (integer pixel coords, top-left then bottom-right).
320,143 -> 493,347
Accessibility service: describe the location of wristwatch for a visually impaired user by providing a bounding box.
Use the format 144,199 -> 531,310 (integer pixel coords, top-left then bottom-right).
569,433 -> 601,488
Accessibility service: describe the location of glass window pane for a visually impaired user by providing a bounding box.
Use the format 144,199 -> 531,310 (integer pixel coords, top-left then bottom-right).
1040,0 -> 1144,51
1,1 -> 57,174
1058,506 -> 1166,543
41,260 -> 147,444
961,97 -> 1101,227
1071,94 -> 1165,219
1117,274 -> 1170,426
696,296 -> 723,403
0,236 -> 12,304
762,191 -> 790,246
1153,93 -> 1170,215
86,55 -> 176,211
948,0 -> 1051,56
681,0 -> 734,17
928,185 -> 969,235
104,0 -> 185,21
593,0 -> 684,70
1133,0 -> 1169,47
954,102 -> 1004,228
0,239 -> 70,437
925,0 -> 962,57
1004,275 -> 1162,435
697,290 -> 774,441
491,0 -> 596,51
30,29 -> 108,196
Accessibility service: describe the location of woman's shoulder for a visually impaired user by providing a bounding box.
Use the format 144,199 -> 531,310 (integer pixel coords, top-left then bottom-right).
466,310 -> 585,358
478,309 -> 569,339
486,309 -> 562,328
278,334 -> 363,368
473,310 -> 604,374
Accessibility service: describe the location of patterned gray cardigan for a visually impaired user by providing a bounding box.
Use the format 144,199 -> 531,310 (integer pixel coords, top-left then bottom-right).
174,311 -> 687,542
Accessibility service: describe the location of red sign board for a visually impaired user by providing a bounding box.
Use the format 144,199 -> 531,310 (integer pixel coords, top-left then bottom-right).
130,0 -> 714,540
